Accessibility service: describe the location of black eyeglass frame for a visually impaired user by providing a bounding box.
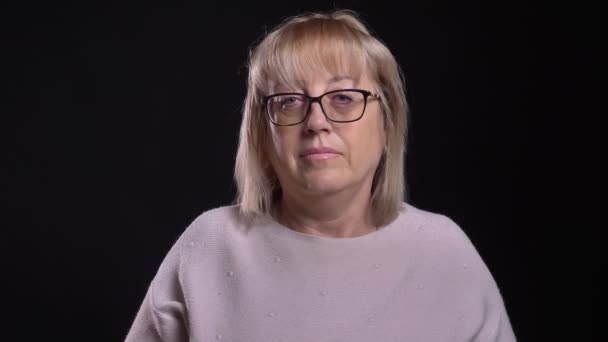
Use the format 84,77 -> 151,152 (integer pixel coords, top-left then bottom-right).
262,89 -> 381,126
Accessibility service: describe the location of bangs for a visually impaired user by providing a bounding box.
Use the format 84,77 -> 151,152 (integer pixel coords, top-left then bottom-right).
257,18 -> 368,93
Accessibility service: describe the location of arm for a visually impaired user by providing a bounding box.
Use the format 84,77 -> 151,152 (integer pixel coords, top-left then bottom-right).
472,282 -> 517,342
442,217 -> 518,342
124,238 -> 189,342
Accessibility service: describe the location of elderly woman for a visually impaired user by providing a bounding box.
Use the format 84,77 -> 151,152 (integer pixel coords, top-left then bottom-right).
125,10 -> 516,342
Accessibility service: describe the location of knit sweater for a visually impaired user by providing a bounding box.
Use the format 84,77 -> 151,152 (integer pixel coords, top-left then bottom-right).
125,203 -> 516,341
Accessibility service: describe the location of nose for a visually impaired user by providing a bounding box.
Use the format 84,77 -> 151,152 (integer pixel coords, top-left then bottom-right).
304,101 -> 332,134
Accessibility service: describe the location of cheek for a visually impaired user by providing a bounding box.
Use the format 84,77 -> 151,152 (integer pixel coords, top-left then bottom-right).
353,115 -> 385,159
268,127 -> 283,152
366,131 -> 384,161
269,127 -> 297,160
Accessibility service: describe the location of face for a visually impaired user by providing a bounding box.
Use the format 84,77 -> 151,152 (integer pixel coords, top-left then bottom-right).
266,68 -> 386,199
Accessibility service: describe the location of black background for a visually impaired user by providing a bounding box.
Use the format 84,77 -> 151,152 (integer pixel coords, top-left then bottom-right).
4,1 -> 570,341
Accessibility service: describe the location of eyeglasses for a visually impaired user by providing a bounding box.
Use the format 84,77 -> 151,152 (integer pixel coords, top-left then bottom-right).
263,89 -> 381,126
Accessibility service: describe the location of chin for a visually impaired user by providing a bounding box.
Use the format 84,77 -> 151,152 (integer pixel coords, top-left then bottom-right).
300,172 -> 349,194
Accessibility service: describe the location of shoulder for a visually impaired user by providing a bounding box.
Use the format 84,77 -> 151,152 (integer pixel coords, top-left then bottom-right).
400,204 -> 515,339
190,203 -> 242,227
150,204 -> 244,289
399,202 -> 471,247
400,202 -> 495,287
402,202 -> 474,246
180,204 -> 244,241
401,202 -> 459,230
150,204 -> 244,269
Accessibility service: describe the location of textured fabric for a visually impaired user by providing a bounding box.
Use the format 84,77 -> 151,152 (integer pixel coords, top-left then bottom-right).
125,203 -> 516,341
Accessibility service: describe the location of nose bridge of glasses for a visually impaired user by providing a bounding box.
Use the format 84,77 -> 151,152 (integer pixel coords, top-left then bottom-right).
306,95 -> 326,115
302,96 -> 331,128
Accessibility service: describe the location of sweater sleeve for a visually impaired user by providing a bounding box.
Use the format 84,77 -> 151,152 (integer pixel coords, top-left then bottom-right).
472,282 -> 517,342
442,217 -> 518,342
124,235 -> 189,342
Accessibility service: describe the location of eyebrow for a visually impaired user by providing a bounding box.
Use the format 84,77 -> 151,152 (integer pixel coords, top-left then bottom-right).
328,75 -> 354,83
271,75 -> 355,94
291,75 -> 353,85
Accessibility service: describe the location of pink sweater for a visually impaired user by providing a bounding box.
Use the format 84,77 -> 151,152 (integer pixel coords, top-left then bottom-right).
125,203 -> 516,341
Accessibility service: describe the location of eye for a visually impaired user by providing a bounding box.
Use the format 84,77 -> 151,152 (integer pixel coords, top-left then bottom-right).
282,97 -> 299,105
279,95 -> 305,109
331,93 -> 354,105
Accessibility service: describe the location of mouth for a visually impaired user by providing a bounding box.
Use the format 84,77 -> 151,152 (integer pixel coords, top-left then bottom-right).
300,146 -> 342,161
301,152 -> 341,160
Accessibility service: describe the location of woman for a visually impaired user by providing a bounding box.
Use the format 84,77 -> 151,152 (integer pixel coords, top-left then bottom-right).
125,10 -> 516,342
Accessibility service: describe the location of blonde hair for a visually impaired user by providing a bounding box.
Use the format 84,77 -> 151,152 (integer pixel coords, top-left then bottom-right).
234,9 -> 409,227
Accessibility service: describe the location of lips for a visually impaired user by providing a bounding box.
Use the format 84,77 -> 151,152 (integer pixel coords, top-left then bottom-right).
300,147 -> 341,157
300,147 -> 341,161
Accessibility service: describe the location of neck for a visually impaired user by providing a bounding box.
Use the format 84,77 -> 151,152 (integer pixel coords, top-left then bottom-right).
273,183 -> 377,238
